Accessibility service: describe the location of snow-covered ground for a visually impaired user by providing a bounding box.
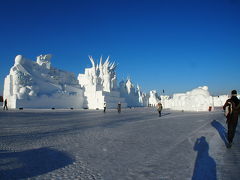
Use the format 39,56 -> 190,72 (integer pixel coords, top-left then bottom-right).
0,108 -> 239,180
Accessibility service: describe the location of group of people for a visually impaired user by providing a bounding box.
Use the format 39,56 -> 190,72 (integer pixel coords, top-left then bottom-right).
102,101 -> 163,116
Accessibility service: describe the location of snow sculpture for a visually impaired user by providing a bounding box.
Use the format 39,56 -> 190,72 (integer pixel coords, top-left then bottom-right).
78,56 -> 127,109
78,56 -> 117,92
3,55 -> 84,108
148,90 -> 161,106
119,78 -> 148,107
163,86 -> 214,111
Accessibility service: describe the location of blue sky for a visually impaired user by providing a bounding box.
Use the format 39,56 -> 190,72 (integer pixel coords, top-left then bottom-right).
0,0 -> 240,96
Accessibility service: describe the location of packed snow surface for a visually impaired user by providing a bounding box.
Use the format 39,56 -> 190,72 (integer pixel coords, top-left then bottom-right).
0,107 -> 239,179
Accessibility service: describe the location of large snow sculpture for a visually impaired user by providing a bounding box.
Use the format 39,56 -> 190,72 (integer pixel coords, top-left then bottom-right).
163,86 -> 214,111
119,78 -> 148,107
3,55 -> 84,108
78,56 -> 127,109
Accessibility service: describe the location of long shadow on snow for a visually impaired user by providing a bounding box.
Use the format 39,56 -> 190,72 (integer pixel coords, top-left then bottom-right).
0,147 -> 74,179
192,136 -> 216,180
211,120 -> 228,147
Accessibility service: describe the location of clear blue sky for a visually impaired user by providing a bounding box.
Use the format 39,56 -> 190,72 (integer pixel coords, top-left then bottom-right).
0,0 -> 240,96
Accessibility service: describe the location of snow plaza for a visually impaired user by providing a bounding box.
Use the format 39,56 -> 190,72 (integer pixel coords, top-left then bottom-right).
0,108 -> 240,179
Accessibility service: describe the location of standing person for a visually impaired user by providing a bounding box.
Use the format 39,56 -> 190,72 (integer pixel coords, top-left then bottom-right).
223,90 -> 240,148
157,102 -> 163,117
3,99 -> 8,110
103,102 -> 107,113
117,102 -> 121,113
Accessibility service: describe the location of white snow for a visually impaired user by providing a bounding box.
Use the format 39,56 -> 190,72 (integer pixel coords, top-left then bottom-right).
0,108 -> 239,179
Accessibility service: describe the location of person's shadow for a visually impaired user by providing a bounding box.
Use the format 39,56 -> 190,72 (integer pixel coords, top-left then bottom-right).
211,120 -> 228,147
0,147 -> 74,179
192,136 -> 216,180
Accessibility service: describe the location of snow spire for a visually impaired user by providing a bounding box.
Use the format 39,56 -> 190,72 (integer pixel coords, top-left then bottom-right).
88,56 -> 95,67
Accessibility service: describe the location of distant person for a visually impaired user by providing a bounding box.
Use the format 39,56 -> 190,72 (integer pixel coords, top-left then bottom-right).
157,102 -> 163,117
223,90 -> 240,148
103,102 -> 107,113
3,99 -> 8,110
117,102 -> 121,113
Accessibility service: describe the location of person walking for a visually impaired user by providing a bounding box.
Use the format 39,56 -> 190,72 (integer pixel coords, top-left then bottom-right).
103,102 -> 107,113
117,102 -> 121,113
3,99 -> 8,110
223,90 -> 240,148
157,102 -> 163,117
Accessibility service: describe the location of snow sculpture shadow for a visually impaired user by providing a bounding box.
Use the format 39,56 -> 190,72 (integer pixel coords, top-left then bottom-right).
192,136 -> 216,180
0,147 -> 74,179
211,120 -> 228,147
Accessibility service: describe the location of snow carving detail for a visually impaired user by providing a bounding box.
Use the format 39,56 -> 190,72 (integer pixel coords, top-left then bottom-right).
36,54 -> 52,69
78,56 -> 117,92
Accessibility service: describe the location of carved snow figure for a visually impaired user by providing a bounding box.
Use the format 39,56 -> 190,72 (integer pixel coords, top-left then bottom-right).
78,56 -> 127,109
36,54 -> 52,69
3,55 -> 84,108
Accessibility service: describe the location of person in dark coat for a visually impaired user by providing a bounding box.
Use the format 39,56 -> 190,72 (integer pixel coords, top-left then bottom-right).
117,102 -> 121,113
103,102 -> 107,113
223,90 -> 240,148
3,99 -> 8,110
